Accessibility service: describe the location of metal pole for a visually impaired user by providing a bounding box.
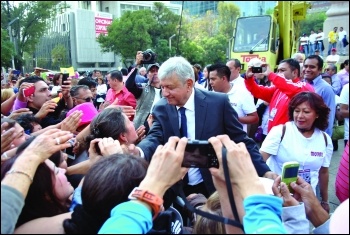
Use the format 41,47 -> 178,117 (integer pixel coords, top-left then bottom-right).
8,25 -> 15,69
169,34 -> 176,57
7,17 -> 19,69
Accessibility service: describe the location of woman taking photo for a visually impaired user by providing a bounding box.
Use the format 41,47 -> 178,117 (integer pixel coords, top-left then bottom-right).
260,91 -> 333,213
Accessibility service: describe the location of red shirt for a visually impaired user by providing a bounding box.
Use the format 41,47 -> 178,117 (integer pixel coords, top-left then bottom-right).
105,86 -> 137,120
245,73 -> 314,132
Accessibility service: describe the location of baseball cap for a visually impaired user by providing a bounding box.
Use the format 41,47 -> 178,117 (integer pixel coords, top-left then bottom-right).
147,63 -> 160,72
66,102 -> 98,127
331,48 -> 337,52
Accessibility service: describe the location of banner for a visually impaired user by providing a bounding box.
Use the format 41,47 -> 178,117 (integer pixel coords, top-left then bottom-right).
95,12 -> 113,38
60,67 -> 75,76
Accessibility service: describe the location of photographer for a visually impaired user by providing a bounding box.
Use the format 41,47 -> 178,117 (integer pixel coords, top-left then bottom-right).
125,50 -> 162,132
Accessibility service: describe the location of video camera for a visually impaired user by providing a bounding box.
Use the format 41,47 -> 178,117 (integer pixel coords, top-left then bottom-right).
141,49 -> 157,64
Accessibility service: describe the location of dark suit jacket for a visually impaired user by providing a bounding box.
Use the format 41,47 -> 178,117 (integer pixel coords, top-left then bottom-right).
138,88 -> 270,195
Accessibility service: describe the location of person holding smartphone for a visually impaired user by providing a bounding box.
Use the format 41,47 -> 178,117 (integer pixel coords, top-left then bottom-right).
12,75 -> 73,128
260,91 -> 333,213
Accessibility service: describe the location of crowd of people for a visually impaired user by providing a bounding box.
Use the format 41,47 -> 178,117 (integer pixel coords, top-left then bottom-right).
1,47 -> 349,234
299,26 -> 348,64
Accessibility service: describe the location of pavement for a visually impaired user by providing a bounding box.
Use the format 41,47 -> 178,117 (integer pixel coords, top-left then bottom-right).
328,139 -> 346,214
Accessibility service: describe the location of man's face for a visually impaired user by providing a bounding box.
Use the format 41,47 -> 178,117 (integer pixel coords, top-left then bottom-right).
334,27 -> 338,32
226,61 -> 240,80
73,88 -> 93,105
209,70 -> 226,92
107,74 -> 121,91
160,75 -> 192,106
277,62 -> 297,80
139,69 -> 146,76
122,113 -> 138,144
147,66 -> 160,85
95,71 -> 101,77
90,87 -> 97,99
303,58 -> 322,81
325,65 -> 335,75
29,81 -> 52,109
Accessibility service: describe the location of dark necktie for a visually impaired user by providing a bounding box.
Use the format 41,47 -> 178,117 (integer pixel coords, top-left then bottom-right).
179,107 -> 189,185
179,107 -> 187,138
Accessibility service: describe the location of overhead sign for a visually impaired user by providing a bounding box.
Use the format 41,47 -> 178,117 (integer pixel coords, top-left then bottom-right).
95,12 -> 113,38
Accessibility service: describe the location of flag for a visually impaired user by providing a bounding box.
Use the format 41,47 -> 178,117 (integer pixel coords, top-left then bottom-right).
60,67 -> 75,76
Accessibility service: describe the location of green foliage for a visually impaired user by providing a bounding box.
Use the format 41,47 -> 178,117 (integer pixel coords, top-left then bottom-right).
300,12 -> 327,35
1,1 -> 60,69
201,34 -> 228,64
217,2 -> 240,39
97,2 -> 180,65
1,28 -> 14,67
51,44 -> 67,66
179,40 -> 205,65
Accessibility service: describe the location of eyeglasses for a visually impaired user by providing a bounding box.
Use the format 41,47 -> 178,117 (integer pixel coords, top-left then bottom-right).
75,97 -> 93,102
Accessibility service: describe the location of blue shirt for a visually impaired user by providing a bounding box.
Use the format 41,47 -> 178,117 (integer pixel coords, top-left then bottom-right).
244,195 -> 286,234
307,75 -> 336,137
98,201 -> 152,234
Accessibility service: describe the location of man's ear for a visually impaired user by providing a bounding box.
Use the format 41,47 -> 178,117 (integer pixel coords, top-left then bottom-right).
186,78 -> 194,88
27,94 -> 34,102
119,133 -> 128,143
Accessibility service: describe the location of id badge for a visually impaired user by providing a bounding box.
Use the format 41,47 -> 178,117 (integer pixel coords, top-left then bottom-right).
298,169 -> 311,184
269,108 -> 278,121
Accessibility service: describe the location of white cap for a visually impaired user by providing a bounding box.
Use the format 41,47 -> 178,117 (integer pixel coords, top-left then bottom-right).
248,58 -> 263,67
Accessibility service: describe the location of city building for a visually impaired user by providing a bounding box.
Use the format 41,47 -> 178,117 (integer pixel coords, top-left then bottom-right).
170,1 -> 277,17
33,1 -> 181,73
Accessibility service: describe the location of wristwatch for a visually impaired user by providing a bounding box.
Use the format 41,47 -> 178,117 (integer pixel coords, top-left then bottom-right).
128,187 -> 164,220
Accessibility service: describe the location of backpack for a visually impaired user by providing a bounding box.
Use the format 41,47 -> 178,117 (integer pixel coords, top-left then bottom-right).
280,124 -> 328,146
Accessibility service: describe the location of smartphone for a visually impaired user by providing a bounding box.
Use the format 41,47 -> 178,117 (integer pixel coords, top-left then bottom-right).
181,140 -> 219,168
23,86 -> 35,97
281,161 -> 300,193
61,73 -> 69,84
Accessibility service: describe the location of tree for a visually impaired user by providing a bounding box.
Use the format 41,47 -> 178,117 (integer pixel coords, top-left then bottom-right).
1,28 -> 14,67
1,1 -> 60,70
97,2 -> 180,65
217,2 -> 240,40
51,44 -> 68,69
202,34 -> 228,65
300,12 -> 326,35
97,10 -> 154,64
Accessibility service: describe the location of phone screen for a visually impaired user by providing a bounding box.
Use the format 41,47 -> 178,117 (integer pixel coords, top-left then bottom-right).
182,141 -> 219,168
281,162 -> 300,193
23,86 -> 35,97
61,73 -> 69,84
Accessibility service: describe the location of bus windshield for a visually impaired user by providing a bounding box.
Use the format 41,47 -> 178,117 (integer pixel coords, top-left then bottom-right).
233,16 -> 271,52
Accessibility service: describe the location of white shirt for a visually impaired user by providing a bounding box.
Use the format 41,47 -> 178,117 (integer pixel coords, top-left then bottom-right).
338,30 -> 347,42
150,88 -> 161,113
226,84 -> 256,133
316,32 -> 324,41
339,84 -> 349,140
230,75 -> 254,98
256,99 -> 270,135
177,88 -> 202,185
300,36 -> 309,45
309,33 -> 317,44
51,85 -> 61,95
96,84 -> 107,102
326,54 -> 340,64
260,122 -> 333,194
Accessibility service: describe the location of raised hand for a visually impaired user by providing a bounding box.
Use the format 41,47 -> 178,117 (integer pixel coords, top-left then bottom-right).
1,122 -> 16,154
34,100 -> 57,120
60,110 -> 83,133
7,108 -> 33,120
23,129 -> 74,162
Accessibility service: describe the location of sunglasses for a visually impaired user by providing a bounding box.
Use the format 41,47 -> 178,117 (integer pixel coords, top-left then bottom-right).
75,97 -> 93,102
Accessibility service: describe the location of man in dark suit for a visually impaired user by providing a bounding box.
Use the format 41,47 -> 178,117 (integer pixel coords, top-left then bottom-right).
135,56 -> 276,198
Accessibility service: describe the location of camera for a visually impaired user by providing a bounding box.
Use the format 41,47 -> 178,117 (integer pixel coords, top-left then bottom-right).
252,66 -> 263,73
181,140 -> 220,168
141,49 -> 157,64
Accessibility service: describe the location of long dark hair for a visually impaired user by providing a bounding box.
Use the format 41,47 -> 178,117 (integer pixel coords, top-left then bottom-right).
1,137 -> 69,227
63,154 -> 148,233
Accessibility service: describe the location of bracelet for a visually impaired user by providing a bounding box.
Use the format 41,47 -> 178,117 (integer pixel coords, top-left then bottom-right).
1,153 -> 10,160
6,169 -> 33,183
320,201 -> 329,205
